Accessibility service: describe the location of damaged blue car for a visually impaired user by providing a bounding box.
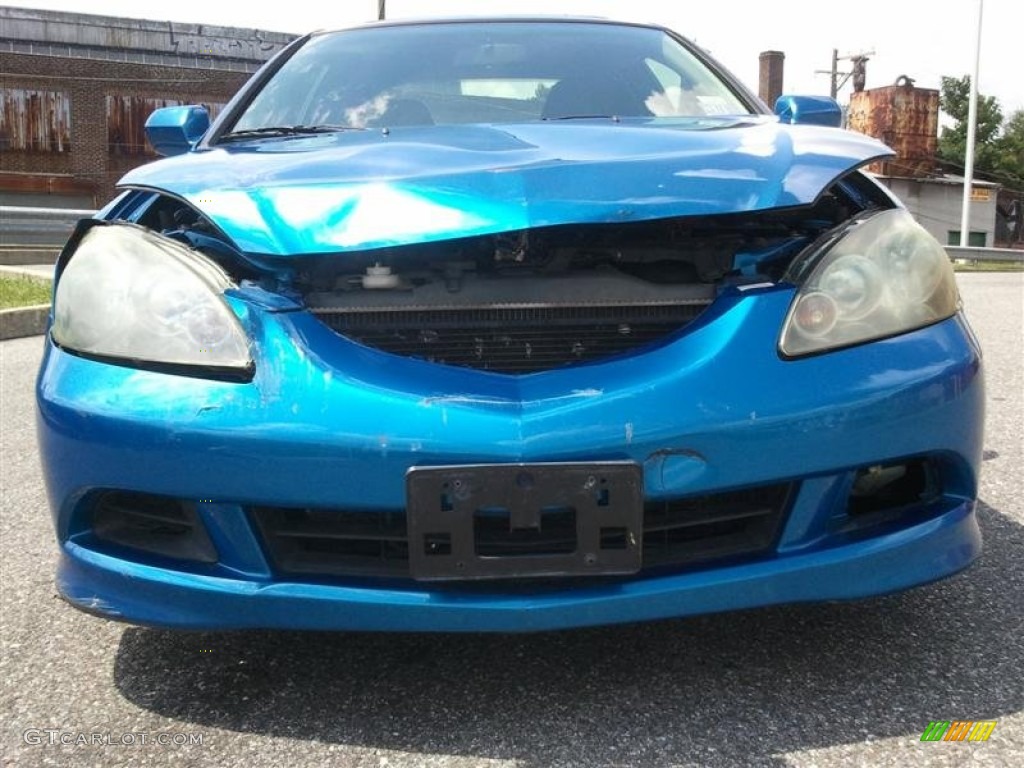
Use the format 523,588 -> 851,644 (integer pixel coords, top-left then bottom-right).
37,18 -> 984,632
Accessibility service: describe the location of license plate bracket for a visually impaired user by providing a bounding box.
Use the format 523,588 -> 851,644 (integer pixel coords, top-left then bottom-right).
406,462 -> 643,581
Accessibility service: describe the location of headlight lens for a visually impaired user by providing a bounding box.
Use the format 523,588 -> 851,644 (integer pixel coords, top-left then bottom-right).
52,223 -> 251,372
780,209 -> 959,357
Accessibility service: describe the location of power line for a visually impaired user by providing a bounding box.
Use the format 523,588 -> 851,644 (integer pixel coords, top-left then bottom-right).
872,153 -> 1024,194
935,159 -> 1024,193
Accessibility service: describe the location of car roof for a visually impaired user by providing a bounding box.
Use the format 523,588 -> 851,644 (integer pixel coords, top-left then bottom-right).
314,16 -> 668,37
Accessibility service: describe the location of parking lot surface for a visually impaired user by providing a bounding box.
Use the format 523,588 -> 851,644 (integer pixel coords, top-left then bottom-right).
2,273 -> 1021,767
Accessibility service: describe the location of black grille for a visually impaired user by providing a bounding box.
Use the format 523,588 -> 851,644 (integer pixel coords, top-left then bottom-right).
250,508 -> 409,578
250,483 -> 792,583
313,303 -> 709,373
641,485 -> 791,571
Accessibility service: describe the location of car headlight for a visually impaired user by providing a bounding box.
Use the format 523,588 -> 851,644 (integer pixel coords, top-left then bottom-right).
780,209 -> 959,357
52,223 -> 252,373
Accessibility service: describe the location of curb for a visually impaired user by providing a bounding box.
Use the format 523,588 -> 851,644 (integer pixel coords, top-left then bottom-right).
0,247 -> 60,266
0,305 -> 49,340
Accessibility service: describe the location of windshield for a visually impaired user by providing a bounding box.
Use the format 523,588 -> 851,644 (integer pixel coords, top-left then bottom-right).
227,21 -> 753,133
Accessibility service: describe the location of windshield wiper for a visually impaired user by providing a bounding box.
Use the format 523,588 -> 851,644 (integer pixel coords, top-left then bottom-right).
541,114 -> 622,122
218,125 -> 364,142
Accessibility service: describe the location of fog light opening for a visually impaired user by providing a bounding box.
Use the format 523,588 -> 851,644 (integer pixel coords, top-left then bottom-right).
847,459 -> 941,517
91,491 -> 218,563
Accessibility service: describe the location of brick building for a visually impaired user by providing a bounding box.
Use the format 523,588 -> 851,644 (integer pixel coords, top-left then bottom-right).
0,7 -> 296,207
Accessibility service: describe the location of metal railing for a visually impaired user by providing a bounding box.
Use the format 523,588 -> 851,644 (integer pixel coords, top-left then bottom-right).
946,245 -> 1024,263
0,205 -> 94,247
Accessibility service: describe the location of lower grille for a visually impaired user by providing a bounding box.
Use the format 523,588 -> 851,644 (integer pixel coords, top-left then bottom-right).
642,485 -> 791,571
250,508 -> 408,578
250,483 -> 792,583
313,303 -> 709,373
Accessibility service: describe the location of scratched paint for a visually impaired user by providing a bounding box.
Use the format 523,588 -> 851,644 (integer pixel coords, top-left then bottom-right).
0,88 -> 71,152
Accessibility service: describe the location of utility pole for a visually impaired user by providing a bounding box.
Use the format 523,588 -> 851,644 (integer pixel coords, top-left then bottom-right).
960,0 -> 984,247
830,48 -> 838,99
816,49 -> 874,99
378,0 -> 386,20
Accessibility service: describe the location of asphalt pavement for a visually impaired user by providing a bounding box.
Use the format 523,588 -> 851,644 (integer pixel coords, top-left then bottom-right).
2,273 -> 1021,768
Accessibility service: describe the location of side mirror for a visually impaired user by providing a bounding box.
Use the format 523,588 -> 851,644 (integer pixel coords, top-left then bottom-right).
773,95 -> 843,128
145,106 -> 210,157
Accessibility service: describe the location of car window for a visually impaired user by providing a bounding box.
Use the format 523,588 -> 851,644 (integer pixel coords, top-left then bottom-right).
227,22 -> 752,133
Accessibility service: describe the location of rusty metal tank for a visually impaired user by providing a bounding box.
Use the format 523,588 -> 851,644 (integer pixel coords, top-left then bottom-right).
847,76 -> 939,177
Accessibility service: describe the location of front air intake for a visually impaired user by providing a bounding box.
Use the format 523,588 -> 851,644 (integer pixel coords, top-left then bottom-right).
313,302 -> 710,373
91,491 -> 218,563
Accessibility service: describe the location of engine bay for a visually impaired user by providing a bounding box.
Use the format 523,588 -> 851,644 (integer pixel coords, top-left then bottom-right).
117,171 -> 892,372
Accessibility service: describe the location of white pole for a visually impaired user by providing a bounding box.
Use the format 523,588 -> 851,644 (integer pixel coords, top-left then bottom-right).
959,0 -> 984,247
378,0 -> 386,20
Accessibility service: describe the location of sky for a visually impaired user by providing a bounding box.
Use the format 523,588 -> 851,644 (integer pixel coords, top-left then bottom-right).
8,0 -> 1023,116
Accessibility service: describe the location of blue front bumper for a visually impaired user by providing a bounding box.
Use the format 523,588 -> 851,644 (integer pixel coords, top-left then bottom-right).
57,501 -> 979,631
37,285 -> 985,631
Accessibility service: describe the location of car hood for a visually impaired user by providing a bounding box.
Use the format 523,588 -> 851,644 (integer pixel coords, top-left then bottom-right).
120,118 -> 893,257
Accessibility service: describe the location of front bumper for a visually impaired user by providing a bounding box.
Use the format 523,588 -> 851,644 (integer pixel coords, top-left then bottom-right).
37,286 -> 985,631
58,500 -> 979,631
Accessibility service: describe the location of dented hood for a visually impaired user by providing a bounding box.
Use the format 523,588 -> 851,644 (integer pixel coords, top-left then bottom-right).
120,117 -> 893,257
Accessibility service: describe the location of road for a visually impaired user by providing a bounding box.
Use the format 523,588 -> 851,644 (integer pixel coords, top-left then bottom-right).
2,273 -> 1021,768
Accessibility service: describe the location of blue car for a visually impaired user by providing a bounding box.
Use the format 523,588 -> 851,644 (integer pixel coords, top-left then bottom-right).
37,18 -> 984,632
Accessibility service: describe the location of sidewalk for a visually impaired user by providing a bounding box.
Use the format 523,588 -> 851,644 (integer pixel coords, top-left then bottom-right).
0,263 -> 54,340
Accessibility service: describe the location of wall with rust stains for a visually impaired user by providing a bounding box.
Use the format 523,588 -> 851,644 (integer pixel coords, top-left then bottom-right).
0,89 -> 72,152
0,6 -> 297,204
0,52 -> 248,205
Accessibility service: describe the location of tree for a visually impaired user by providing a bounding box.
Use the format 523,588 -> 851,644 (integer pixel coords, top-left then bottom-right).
993,110 -> 1024,188
937,75 -> 1004,175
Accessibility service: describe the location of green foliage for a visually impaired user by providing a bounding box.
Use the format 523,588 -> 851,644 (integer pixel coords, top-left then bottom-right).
938,75 -> 1003,172
993,110 -> 1024,187
939,75 -> 1024,190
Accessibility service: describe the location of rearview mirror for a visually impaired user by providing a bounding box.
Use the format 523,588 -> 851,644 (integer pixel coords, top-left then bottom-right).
773,95 -> 843,128
145,106 -> 210,157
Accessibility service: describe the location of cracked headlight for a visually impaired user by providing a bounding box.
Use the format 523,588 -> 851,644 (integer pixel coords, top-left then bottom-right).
780,209 -> 959,357
52,223 -> 251,374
